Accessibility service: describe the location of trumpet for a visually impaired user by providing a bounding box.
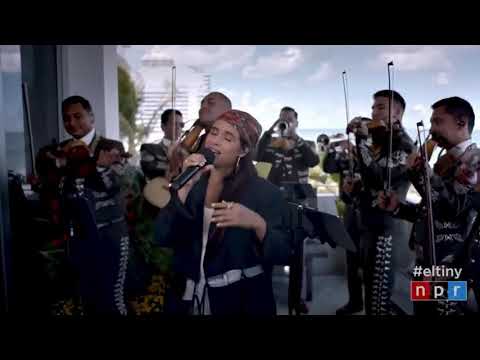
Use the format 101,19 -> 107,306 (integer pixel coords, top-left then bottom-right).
277,120 -> 290,135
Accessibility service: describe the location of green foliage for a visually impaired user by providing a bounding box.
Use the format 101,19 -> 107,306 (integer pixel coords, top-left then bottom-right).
118,65 -> 173,156
118,66 -> 140,155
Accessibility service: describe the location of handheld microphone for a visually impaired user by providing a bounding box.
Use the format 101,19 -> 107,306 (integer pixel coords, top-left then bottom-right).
169,148 -> 215,191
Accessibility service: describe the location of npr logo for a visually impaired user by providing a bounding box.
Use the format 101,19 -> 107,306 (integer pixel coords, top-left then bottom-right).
410,281 -> 467,301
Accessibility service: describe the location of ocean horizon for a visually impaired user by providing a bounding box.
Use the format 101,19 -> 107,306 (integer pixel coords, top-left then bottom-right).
297,128 -> 480,144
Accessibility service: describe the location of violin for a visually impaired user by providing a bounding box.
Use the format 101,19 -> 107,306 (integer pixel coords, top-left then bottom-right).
62,140 -> 97,179
178,122 -> 205,153
367,118 -> 387,131
421,135 -> 477,184
168,121 -> 206,179
420,135 -> 465,179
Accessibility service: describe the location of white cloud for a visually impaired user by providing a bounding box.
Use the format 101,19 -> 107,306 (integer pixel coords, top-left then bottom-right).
242,47 -> 304,79
435,72 -> 449,85
406,104 -> 432,129
369,46 -> 453,72
233,91 -> 283,130
412,104 -> 429,117
142,45 -> 256,72
307,62 -> 333,83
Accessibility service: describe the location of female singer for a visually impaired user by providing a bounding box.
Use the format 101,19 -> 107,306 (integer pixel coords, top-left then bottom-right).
154,110 -> 291,315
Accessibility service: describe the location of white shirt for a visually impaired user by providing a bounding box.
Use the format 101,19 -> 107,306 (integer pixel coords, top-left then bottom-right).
75,128 -> 96,146
161,137 -> 172,148
183,207 -> 214,315
447,138 -> 477,186
448,138 -> 472,158
57,128 -> 96,168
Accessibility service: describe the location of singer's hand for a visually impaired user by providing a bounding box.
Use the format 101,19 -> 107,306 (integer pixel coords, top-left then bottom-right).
177,154 -> 213,204
211,201 -> 267,241
377,190 -> 399,212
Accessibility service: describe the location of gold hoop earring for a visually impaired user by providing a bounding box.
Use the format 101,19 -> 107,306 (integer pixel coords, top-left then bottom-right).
235,156 -> 241,173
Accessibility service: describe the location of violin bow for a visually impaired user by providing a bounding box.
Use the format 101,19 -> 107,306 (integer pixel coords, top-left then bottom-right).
342,70 -> 354,178
386,61 -> 395,193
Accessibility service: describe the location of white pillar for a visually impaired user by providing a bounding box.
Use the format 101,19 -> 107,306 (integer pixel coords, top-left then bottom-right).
58,45 -> 119,140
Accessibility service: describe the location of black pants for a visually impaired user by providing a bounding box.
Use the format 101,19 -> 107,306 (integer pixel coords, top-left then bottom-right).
71,220 -> 129,315
345,249 -> 363,305
343,207 -> 363,306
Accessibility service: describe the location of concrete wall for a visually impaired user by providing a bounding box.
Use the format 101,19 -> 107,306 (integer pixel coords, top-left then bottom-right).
58,45 -> 119,140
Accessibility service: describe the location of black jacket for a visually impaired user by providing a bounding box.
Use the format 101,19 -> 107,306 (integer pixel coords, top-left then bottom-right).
154,174 -> 291,314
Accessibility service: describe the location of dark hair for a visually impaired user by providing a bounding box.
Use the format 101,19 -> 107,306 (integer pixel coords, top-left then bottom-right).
62,95 -> 93,114
161,109 -> 183,126
373,90 -> 406,111
207,91 -> 233,109
431,96 -> 475,134
281,106 -> 298,119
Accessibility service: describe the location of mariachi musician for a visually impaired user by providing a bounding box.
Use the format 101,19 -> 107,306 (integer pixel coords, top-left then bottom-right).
141,91 -> 232,210
323,71 -> 369,315
168,92 -> 233,178
35,95 -> 131,315
378,96 -> 480,315
346,86 -> 416,316
324,130 -> 368,315
140,109 -> 184,181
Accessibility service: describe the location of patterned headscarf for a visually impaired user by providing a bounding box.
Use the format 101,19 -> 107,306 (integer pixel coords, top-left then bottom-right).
217,110 -> 262,150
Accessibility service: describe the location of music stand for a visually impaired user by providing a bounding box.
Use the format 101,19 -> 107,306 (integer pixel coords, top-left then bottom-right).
286,202 -> 356,315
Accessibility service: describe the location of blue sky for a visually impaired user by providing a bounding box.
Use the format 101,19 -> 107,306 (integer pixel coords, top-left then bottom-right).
120,45 -> 480,131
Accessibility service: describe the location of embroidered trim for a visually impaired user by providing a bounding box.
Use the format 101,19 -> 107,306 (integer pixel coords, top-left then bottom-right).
371,235 -> 394,315
114,235 -> 129,315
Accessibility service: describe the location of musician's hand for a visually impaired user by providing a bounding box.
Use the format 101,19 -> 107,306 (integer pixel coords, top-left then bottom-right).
342,176 -> 354,194
377,190 -> 399,212
271,138 -> 292,150
283,138 -> 296,151
97,148 -> 121,168
406,152 -> 423,171
211,201 -> 267,241
347,117 -> 368,137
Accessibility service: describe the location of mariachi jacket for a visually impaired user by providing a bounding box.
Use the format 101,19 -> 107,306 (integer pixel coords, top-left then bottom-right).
36,133 -> 129,314
354,127 -> 416,229
36,133 -> 125,226
323,144 -> 362,206
140,137 -> 171,180
255,131 -> 320,186
394,141 -> 480,267
323,145 -> 363,235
